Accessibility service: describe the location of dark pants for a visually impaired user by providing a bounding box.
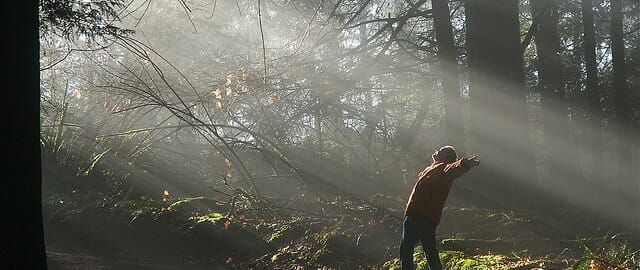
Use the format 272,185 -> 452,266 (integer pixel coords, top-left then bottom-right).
399,215 -> 442,270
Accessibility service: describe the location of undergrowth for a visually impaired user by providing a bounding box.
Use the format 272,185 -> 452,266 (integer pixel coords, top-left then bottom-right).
382,247 -> 508,270
572,234 -> 640,270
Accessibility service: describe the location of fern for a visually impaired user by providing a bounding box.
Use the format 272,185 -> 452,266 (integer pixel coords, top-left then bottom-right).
572,257 -> 591,270
573,234 -> 639,270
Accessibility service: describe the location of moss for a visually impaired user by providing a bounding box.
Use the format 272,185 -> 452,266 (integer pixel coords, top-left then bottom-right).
383,249 -> 509,270
382,246 -> 430,270
446,254 -> 507,270
188,212 -> 224,224
267,224 -> 292,244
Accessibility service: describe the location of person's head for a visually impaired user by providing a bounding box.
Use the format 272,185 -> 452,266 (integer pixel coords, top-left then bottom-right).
432,145 -> 457,164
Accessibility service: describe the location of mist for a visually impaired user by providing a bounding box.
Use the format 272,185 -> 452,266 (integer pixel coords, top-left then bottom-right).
37,0 -> 639,269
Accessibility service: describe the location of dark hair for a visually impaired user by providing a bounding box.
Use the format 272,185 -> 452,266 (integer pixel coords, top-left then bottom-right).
438,145 -> 457,163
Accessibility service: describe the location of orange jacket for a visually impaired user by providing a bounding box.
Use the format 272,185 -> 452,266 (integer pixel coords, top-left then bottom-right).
404,158 -> 472,224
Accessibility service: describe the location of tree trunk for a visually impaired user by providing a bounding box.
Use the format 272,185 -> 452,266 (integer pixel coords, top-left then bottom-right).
465,0 -> 536,212
1,0 -> 48,269
581,0 -> 603,183
433,0 -> 464,153
532,0 -> 570,186
610,0 -> 636,230
611,0 -> 630,180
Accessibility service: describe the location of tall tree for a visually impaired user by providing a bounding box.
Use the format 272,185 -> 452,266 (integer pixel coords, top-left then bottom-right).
433,0 -> 464,153
465,0 -> 536,211
532,0 -> 570,185
581,0 -> 603,182
610,0 -> 636,226
611,0 -> 630,122
1,0 -> 48,269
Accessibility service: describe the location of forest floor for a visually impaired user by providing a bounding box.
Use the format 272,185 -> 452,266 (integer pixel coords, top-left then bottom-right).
43,191 -> 640,270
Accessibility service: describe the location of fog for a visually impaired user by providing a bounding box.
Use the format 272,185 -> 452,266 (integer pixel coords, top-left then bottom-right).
40,0 -> 639,268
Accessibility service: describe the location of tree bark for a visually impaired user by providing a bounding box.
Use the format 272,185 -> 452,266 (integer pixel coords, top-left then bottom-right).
465,0 -> 536,211
581,0 -> 603,183
532,0 -> 570,186
611,0 -> 630,178
610,0 -> 636,229
433,0 -> 464,153
1,0 -> 48,269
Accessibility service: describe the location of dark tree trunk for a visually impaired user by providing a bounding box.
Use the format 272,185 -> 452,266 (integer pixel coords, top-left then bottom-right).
581,0 -> 603,183
610,0 -> 637,230
433,0 -> 464,153
465,0 -> 536,212
1,0 -> 48,269
611,0 -> 630,177
532,0 -> 571,186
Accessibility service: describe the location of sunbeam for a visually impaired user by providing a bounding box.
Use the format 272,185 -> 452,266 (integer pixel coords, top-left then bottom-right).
30,0 -> 640,269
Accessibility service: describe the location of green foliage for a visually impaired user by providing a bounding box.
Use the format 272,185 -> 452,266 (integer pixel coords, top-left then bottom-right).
446,255 -> 507,270
382,246 -> 433,270
188,212 -> 224,224
260,216 -> 307,246
510,249 -> 532,261
439,250 -> 466,265
267,224 -> 293,244
573,234 -> 640,270
302,218 -> 363,268
39,0 -> 134,41
166,196 -> 207,211
572,256 -> 591,270
383,249 -> 508,270
382,258 -> 401,270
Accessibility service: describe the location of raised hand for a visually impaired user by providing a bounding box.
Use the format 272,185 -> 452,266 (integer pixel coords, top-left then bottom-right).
466,156 -> 480,167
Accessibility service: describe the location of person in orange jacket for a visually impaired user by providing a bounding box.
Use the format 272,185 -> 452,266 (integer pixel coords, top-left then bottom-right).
400,145 -> 480,270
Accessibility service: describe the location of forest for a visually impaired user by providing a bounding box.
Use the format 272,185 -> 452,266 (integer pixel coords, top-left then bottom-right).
2,0 -> 639,269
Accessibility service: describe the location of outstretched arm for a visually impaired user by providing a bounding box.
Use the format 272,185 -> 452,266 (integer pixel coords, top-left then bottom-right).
443,156 -> 480,178
464,156 -> 480,167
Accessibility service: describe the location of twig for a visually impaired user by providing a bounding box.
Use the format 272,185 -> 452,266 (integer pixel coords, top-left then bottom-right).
235,0 -> 242,16
40,41 -> 116,71
258,0 -> 268,85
